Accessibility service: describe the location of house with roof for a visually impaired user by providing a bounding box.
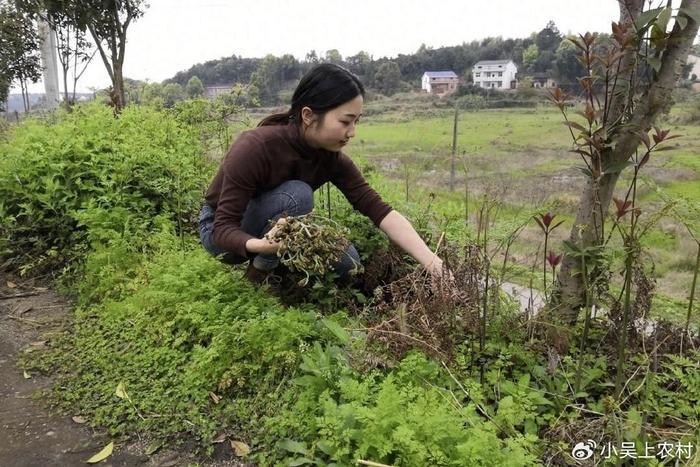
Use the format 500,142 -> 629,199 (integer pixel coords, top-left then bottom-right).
521,73 -> 557,88
472,60 -> 518,89
421,71 -> 459,95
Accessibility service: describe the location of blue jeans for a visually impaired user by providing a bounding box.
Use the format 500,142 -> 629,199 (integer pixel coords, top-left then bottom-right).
199,180 -> 361,278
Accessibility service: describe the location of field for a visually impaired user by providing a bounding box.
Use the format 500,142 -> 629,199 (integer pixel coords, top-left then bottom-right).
346,101 -> 700,322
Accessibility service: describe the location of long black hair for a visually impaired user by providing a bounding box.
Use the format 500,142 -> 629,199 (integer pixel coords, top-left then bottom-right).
258,63 -> 365,127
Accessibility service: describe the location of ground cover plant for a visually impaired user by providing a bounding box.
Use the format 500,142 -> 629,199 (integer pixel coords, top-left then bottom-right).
3,99 -> 695,466
3,7 -> 700,465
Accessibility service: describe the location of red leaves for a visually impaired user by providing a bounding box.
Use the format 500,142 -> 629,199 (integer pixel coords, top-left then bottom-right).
548,87 -> 570,110
611,21 -> 635,49
572,32 -> 596,52
651,126 -> 681,144
534,212 -> 565,235
613,197 -> 633,219
639,127 -> 682,167
546,251 -> 563,268
577,102 -> 598,126
652,126 -> 670,144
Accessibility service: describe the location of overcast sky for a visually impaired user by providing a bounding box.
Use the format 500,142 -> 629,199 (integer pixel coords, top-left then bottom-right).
21,0 -> 626,93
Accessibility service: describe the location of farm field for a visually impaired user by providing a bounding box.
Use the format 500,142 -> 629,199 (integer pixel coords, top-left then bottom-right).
342,103 -> 700,323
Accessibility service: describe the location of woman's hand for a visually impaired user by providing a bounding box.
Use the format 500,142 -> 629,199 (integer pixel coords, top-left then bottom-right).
245,217 -> 287,255
264,217 -> 288,241
425,254 -> 454,281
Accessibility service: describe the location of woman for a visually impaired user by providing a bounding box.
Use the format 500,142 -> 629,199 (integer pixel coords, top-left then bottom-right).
199,63 -> 443,283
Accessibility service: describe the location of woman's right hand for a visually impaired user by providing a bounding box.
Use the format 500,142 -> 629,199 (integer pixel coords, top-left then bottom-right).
245,217 -> 287,255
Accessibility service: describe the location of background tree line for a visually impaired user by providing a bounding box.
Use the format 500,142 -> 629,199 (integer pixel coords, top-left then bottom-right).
165,21 -> 602,105
3,1 -> 698,112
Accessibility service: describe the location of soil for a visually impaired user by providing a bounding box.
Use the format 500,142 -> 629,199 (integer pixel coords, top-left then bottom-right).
0,273 -> 246,467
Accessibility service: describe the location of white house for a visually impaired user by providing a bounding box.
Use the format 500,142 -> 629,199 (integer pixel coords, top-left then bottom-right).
421,71 -> 459,95
472,60 -> 518,89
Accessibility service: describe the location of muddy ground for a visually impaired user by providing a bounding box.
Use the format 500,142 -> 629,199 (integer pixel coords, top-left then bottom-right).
0,273 -> 245,467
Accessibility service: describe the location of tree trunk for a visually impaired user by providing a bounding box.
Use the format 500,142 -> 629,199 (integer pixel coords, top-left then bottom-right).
61,63 -> 69,106
555,172 -> 620,322
113,61 -> 125,112
553,0 -> 700,323
20,78 -> 28,112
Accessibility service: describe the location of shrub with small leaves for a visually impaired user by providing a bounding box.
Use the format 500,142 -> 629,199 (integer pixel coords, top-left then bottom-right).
0,103 -> 212,275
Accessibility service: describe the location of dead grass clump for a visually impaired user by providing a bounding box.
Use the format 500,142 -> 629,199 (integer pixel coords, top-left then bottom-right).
360,244 -> 486,362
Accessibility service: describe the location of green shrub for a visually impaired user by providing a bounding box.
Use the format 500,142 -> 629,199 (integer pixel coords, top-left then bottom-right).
0,103 -> 212,274
262,350 -> 540,466
24,231 -> 320,447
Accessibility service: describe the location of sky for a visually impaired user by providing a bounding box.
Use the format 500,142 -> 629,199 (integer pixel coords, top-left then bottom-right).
19,0 -> 624,94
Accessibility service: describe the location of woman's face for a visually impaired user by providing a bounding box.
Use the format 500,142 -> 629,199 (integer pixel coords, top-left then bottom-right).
302,95 -> 363,152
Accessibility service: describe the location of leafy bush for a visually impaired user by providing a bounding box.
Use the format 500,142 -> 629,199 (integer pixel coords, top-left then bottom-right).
262,350 -> 540,466
25,229 -> 321,447
0,103 -> 212,274
457,94 -> 487,110
456,83 -> 488,97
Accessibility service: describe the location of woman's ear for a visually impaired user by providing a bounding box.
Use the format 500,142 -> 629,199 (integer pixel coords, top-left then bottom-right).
301,106 -> 316,126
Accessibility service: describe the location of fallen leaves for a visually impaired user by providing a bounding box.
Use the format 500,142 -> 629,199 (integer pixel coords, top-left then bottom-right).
230,440 -> 250,457
115,382 -> 132,403
85,441 -> 113,463
71,416 -> 87,424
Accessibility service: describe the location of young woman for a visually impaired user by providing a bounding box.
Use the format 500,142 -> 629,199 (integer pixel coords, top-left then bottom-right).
199,63 -> 443,282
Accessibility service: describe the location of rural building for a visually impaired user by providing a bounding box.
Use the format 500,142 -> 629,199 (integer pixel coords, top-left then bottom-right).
472,60 -> 518,89
518,74 -> 557,88
421,71 -> 459,95
204,85 -> 233,99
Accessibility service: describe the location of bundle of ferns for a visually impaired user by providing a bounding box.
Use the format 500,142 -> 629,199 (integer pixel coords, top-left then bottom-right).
268,213 -> 360,286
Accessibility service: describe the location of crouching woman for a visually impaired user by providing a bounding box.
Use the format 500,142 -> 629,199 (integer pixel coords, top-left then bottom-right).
199,63 -> 443,282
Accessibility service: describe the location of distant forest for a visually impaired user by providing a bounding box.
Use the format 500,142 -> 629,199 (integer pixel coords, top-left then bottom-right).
166,22 -> 583,103
164,22 -> 698,106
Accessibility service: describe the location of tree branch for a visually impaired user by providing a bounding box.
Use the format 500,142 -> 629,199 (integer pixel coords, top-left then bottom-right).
613,0 -> 700,165
87,23 -> 114,82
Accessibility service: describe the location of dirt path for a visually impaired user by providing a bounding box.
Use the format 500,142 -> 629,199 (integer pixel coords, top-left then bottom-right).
0,274 -> 244,467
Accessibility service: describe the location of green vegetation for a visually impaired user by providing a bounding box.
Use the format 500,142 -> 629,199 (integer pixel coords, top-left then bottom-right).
353,102 -> 700,321
0,103 -> 210,275
4,99 -> 699,466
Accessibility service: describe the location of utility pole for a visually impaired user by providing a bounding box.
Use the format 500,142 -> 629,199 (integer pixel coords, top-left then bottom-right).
37,18 -> 60,109
450,105 -> 458,191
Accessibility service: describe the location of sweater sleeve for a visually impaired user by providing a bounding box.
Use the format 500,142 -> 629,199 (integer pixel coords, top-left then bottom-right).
330,153 -> 393,226
212,132 -> 269,258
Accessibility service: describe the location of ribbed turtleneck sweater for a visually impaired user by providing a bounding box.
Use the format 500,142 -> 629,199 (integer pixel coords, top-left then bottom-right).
205,123 -> 393,260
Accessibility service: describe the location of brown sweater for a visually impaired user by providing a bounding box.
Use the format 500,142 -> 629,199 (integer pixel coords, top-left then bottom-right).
205,123 -> 393,260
